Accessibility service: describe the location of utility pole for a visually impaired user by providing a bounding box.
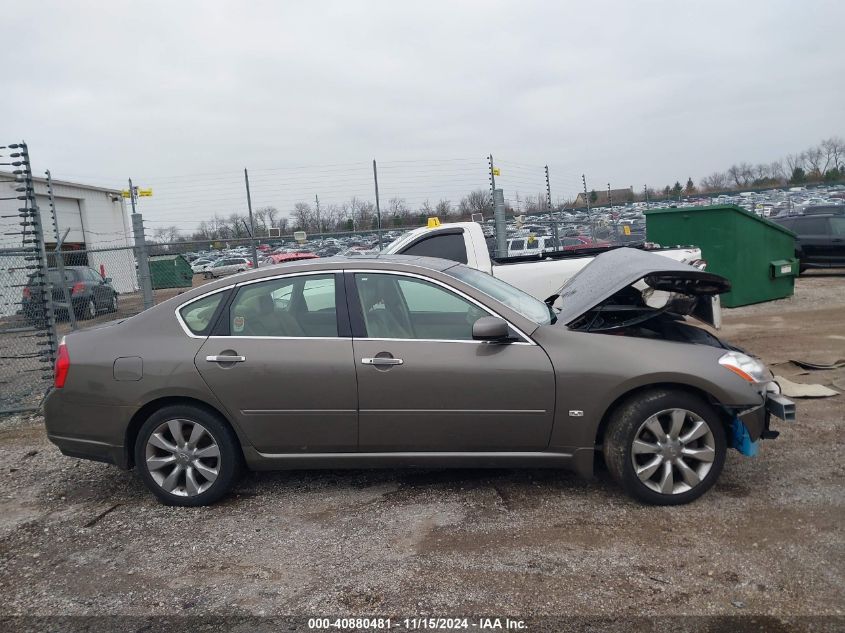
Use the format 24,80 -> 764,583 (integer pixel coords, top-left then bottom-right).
243,168 -> 259,268
488,154 -> 497,207
644,185 -> 650,209
128,177 -> 153,309
609,183 -> 620,245
583,174 -> 597,244
372,159 -> 382,250
315,194 -> 321,235
545,165 -> 559,250
128,177 -> 137,214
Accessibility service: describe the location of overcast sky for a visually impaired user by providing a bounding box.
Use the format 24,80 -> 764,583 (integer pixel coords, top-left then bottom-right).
5,0 -> 844,230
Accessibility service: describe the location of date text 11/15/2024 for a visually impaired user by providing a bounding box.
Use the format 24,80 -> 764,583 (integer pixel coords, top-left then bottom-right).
307,617 -> 527,630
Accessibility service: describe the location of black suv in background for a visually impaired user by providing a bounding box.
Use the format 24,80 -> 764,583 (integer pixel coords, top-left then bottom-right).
23,266 -> 119,322
774,211 -> 845,271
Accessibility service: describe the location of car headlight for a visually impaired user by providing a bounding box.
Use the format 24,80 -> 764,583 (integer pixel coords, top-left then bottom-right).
718,351 -> 770,383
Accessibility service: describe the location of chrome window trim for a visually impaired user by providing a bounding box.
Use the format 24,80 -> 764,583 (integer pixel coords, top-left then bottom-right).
175,267 -> 536,345
347,268 -> 536,345
354,337 -> 532,346
208,335 -> 346,341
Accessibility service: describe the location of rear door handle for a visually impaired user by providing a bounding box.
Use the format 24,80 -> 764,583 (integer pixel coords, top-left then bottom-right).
361,357 -> 403,366
206,355 -> 246,363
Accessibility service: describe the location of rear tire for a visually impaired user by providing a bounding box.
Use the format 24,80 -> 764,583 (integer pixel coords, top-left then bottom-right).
134,404 -> 242,507
603,389 -> 726,505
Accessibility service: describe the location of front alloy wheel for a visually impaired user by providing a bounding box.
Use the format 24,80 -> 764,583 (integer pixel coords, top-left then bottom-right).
603,389 -> 726,505
631,409 -> 716,495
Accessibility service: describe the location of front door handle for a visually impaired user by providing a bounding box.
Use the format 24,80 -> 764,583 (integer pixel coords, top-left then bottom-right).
206,355 -> 246,363
361,357 -> 403,366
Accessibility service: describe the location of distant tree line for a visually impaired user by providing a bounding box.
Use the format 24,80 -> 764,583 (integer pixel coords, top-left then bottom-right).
149,136 -> 845,244
150,189 -> 500,244
697,137 -> 845,193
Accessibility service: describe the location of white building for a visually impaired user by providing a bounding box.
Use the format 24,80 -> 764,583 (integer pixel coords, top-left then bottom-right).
0,173 -> 138,316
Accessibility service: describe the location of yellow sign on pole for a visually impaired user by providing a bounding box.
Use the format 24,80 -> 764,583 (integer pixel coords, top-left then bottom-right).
121,190 -> 131,198
137,188 -> 153,197
623,225 -> 631,236
492,167 -> 501,176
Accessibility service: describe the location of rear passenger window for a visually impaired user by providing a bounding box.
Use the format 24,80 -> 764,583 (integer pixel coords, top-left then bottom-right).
179,292 -> 225,335
228,274 -> 337,337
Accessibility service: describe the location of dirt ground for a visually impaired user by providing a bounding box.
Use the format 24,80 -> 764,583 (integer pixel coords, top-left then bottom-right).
0,272 -> 842,628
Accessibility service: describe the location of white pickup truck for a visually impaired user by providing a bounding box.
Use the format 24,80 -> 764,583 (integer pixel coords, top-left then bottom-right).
383,221 -> 707,305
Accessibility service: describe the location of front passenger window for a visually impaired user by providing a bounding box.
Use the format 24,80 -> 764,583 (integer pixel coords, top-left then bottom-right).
355,273 -> 487,341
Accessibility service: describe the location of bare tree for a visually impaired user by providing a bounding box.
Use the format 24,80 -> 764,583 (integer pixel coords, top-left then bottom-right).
769,160 -> 786,182
459,189 -> 493,217
227,213 -> 248,239
785,152 -> 806,175
388,197 -> 411,226
699,172 -> 729,191
822,136 -> 844,171
292,202 -> 314,231
435,199 -> 452,218
804,146 -> 825,179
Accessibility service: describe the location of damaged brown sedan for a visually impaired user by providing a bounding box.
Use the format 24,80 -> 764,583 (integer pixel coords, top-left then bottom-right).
44,249 -> 794,506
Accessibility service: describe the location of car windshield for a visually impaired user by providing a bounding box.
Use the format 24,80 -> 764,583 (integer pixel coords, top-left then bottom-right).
444,265 -> 553,325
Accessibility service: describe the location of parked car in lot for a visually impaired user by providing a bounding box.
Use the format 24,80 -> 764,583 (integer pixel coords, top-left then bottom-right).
773,212 -> 845,271
259,252 -> 319,267
190,259 -> 213,274
203,257 -> 253,278
45,251 -> 793,507
23,266 -> 118,321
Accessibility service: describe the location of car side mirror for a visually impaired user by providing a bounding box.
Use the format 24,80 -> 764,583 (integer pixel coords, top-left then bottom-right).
103,277 -> 112,284
472,316 -> 510,341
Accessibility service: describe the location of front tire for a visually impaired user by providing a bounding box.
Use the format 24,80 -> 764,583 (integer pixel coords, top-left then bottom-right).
76,298 -> 97,320
603,389 -> 726,505
134,405 -> 241,506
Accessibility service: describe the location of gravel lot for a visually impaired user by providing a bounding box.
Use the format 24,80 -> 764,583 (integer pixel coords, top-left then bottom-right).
0,273 -> 843,629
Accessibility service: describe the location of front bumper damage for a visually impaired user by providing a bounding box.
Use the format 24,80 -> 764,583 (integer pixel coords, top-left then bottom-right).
728,381 -> 795,456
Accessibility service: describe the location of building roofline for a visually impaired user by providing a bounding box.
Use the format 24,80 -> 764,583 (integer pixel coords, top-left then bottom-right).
0,171 -> 123,195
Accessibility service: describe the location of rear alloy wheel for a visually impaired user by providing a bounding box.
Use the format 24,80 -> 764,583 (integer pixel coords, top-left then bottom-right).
135,405 -> 241,506
603,390 -> 726,505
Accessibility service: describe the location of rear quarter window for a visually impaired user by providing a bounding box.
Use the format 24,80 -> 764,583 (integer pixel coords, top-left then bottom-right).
179,292 -> 225,335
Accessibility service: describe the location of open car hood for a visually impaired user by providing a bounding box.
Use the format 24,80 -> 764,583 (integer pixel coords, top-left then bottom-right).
548,247 -> 731,329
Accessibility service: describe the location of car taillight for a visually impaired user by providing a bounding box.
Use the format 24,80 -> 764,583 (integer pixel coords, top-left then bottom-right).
247,261 -> 253,268
22,286 -> 31,299
55,340 -> 70,388
71,282 -> 85,295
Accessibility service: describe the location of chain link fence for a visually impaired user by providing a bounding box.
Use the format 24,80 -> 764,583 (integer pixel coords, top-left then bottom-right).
2,212 -> 648,413
0,142 -> 57,414
0,150 -> 651,414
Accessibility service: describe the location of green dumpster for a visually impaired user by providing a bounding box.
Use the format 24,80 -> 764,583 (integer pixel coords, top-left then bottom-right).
148,254 -> 193,290
645,204 -> 798,307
